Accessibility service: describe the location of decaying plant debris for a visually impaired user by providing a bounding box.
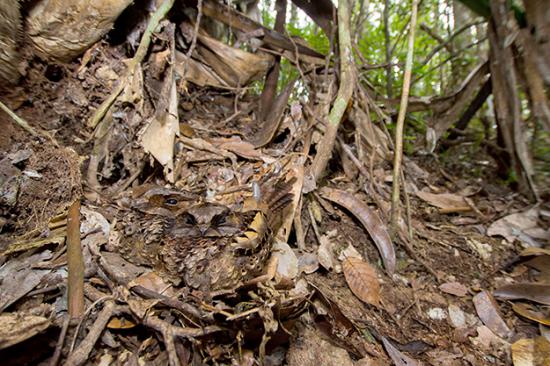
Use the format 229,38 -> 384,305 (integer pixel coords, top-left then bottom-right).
0,0 -> 549,365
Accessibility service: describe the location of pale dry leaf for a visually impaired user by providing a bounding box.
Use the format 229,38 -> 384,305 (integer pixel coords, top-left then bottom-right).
416,190 -> 470,213
439,282 -> 468,297
140,78 -> 179,182
0,311 -> 52,350
318,234 -> 336,271
448,304 -> 466,328
470,325 -> 508,351
342,257 -> 381,307
487,208 -> 547,244
297,253 -> 319,274
338,243 -> 363,261
273,241 -> 298,280
511,337 -> 550,366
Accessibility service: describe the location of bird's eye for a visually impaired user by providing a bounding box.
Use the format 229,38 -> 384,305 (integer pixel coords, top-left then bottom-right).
165,198 -> 178,206
183,214 -> 196,225
213,214 -> 227,226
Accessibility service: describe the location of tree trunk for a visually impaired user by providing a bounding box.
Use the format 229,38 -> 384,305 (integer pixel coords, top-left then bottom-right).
488,0 -> 538,199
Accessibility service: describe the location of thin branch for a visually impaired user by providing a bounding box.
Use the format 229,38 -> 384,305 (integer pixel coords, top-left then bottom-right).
259,0 -> 287,120
390,0 -> 418,233
0,100 -> 58,146
412,37 -> 487,86
419,19 -> 485,68
179,0 -> 203,77
49,314 -> 70,366
384,0 -> 393,98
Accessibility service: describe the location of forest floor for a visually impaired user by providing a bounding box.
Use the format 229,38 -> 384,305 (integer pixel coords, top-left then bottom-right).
0,39 -> 549,366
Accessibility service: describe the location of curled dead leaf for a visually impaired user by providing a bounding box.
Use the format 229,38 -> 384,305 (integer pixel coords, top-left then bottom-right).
107,316 -> 136,329
342,257 -> 381,307
319,187 -> 396,274
512,303 -> 550,326
439,282 -> 468,297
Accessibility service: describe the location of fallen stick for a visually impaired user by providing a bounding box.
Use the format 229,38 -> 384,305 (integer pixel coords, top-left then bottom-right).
67,199 -> 84,319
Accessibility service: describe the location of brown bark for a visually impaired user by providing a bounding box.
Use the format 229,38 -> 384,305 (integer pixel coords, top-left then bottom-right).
202,0 -> 323,59
259,0 -> 286,121
446,77 -> 492,141
290,0 -> 335,37
67,199 -> 84,319
519,29 -> 550,132
523,0 -> 550,86
488,0 -> 537,199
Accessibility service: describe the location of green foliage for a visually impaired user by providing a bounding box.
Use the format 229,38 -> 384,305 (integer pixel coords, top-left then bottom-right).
257,0 -> 541,184
286,22 -> 330,55
260,0 -> 274,29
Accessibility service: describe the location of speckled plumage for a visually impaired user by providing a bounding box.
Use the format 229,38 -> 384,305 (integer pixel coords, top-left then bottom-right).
113,178 -> 293,292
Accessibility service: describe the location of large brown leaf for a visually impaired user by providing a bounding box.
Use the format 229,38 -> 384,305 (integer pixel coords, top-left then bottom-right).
494,283 -> 550,305
415,191 -> 470,213
342,257 -> 381,307
319,187 -> 396,274
473,291 -> 512,338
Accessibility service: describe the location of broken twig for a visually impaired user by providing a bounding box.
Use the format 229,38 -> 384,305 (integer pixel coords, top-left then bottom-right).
0,99 -> 58,146
67,199 -> 84,319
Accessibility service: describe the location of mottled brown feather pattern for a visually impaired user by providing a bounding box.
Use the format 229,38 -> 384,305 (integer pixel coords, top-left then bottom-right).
113,177 -> 293,292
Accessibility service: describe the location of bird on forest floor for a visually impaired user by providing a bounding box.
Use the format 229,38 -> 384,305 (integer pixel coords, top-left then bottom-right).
112,176 -> 294,293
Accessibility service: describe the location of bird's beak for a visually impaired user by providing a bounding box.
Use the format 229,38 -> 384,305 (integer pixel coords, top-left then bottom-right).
198,225 -> 209,235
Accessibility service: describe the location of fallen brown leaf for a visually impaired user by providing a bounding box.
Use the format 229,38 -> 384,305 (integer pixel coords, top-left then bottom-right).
487,208 -> 546,244
439,282 -> 468,297
472,291 -> 512,338
342,257 -> 381,307
381,336 -> 423,366
107,316 -> 136,329
494,283 -> 550,305
0,309 -> 52,350
415,191 -> 470,213
512,303 -> 550,326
